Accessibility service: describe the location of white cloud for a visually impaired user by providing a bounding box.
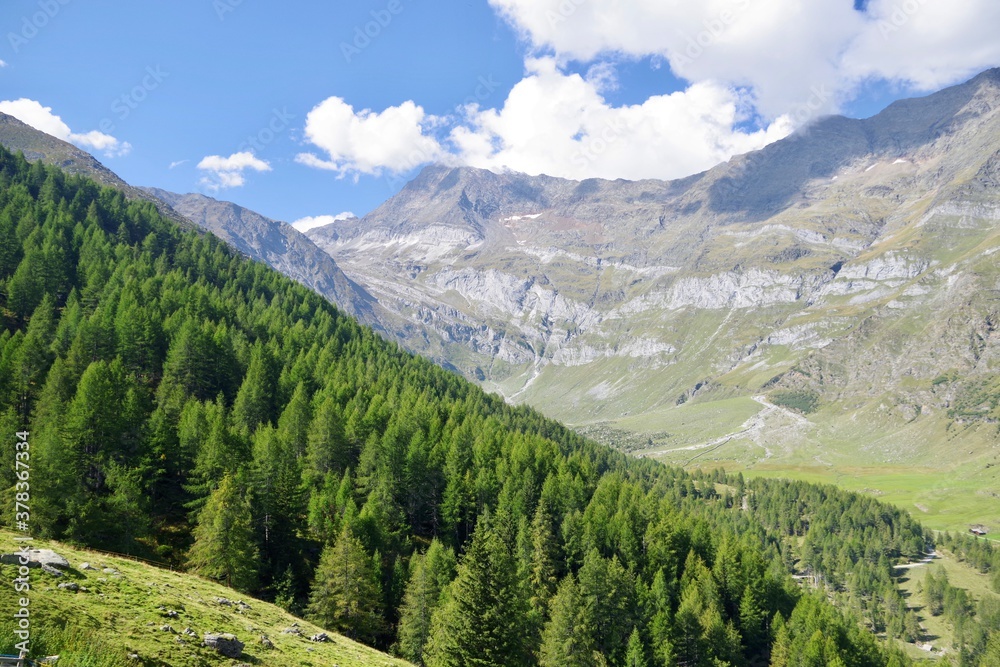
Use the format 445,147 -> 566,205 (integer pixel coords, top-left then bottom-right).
0,60 -> 7,68
451,57 -> 792,181
290,212 -> 356,232
168,159 -> 188,169
196,151 -> 271,190
0,98 -> 132,157
843,0 -> 1000,90
488,0 -> 1000,117
297,1 -> 1000,184
296,97 -> 444,177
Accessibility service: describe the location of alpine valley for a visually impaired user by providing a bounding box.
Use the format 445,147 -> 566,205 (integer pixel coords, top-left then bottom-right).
5,63 -> 1000,667
304,69 -> 1000,534
11,71 -> 1000,534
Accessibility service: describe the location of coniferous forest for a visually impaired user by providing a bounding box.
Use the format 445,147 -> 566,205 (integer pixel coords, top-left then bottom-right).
8,144 -> 1000,666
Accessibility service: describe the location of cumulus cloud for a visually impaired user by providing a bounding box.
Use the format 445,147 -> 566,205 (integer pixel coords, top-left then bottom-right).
290,213 -> 356,233
297,1 -> 1000,183
451,57 -> 792,181
488,0 -> 1000,118
295,98 -> 444,178
0,98 -> 132,157
197,151 -> 271,190
843,0 -> 1000,89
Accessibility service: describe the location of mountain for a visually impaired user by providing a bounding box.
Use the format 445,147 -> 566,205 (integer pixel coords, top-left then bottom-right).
140,188 -> 383,327
0,143 -> 930,666
306,69 -> 1000,529
0,111 -> 193,229
0,111 -> 383,325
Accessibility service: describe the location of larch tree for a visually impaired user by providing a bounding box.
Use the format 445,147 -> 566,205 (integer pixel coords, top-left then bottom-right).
425,512 -> 531,667
539,574 -> 596,667
187,473 -> 259,592
396,539 -> 456,665
307,523 -> 383,644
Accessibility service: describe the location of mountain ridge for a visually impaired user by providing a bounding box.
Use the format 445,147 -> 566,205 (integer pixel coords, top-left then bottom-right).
302,67 -> 1000,532
139,187 -> 385,327
0,111 -> 194,229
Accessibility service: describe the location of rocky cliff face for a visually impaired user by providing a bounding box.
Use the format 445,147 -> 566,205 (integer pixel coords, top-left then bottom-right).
140,189 -> 384,328
306,69 -> 1000,470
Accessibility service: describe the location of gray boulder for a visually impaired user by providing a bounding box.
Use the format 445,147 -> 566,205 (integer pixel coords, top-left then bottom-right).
1,549 -> 69,569
203,633 -> 244,658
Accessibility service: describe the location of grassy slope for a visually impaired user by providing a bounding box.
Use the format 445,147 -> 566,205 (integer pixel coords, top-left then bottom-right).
0,530 -> 412,667
895,546 -> 1000,661
641,394 -> 1000,534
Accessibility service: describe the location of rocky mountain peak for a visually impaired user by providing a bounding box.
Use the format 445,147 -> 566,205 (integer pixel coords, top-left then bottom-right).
303,69 -> 1000,472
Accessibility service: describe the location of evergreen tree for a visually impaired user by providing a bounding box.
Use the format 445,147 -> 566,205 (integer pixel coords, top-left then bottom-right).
530,499 -> 560,620
539,575 -> 596,667
578,549 -> 636,666
396,539 -> 456,664
624,628 -> 648,667
304,394 -> 351,486
187,473 -> 259,592
307,524 -> 383,644
277,381 -> 311,457
425,512 -> 531,667
770,614 -> 791,667
232,342 -> 277,435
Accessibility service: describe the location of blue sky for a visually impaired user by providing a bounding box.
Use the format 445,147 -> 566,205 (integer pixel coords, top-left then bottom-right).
2,0 -> 999,228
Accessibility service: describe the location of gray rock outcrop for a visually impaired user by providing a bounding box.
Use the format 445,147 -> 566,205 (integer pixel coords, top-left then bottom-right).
203,633 -> 244,658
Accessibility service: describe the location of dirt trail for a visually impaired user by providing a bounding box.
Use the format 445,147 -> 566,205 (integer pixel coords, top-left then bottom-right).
655,394 -> 815,465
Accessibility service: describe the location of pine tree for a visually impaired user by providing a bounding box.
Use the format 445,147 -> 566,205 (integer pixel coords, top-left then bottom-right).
624,628 -> 648,667
304,394 -> 351,486
539,575 -> 596,667
61,359 -> 129,536
6,247 -> 45,321
187,474 -> 259,592
425,512 -> 531,667
648,568 -> 675,666
250,424 -> 305,587
530,499 -> 560,620
739,583 -> 766,657
307,524 -> 383,644
579,549 -> 636,666
980,631 -> 1000,667
10,294 -> 56,418
396,540 -> 456,664
232,342 -> 277,435
770,614 -> 790,667
277,381 -> 311,457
